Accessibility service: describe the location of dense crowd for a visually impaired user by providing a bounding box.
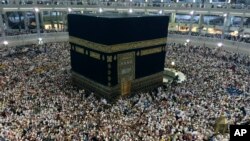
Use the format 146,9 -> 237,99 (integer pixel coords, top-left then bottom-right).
0,42 -> 249,141
169,31 -> 250,43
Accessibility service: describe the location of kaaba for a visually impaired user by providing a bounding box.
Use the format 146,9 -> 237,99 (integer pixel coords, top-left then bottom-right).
68,13 -> 169,100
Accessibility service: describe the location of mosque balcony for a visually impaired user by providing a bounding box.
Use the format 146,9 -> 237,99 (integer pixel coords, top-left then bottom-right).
0,2 -> 250,16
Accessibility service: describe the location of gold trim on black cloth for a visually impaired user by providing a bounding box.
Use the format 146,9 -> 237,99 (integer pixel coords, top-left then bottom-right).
75,46 -> 84,54
90,51 -> 101,60
107,56 -> 112,62
140,47 -> 162,56
69,36 -> 167,53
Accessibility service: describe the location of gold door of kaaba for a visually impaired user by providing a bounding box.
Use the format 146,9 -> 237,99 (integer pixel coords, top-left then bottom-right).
118,52 -> 135,96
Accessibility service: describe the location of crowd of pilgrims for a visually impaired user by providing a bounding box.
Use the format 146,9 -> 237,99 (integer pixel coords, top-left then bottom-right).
169,31 -> 250,43
0,42 -> 250,141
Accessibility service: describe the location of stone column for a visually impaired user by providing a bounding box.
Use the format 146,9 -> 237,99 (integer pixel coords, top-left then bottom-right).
23,11 -> 29,31
189,12 -> 195,36
221,13 -> 230,40
56,11 -> 60,31
18,12 -> 22,31
0,12 -> 5,37
62,12 -> 68,31
49,11 -> 55,30
240,15 -> 244,29
3,12 -> 9,30
239,13 -> 246,41
198,14 -> 204,35
40,11 -> 44,30
35,11 -> 40,35
171,12 -> 176,24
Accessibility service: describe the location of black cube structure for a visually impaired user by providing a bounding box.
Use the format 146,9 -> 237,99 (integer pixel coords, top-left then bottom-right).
68,13 -> 169,100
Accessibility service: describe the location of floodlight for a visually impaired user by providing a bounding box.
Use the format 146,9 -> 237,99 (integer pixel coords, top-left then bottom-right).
190,11 -> 194,15
99,8 -> 103,13
34,7 -> 39,12
217,43 -> 223,47
38,38 -> 43,45
68,8 -> 72,13
3,40 -> 8,45
159,10 -> 163,14
171,61 -> 175,66
129,9 -> 133,13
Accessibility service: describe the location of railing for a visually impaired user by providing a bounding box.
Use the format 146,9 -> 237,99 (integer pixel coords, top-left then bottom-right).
0,32 -> 68,48
5,32 -> 67,39
0,32 -> 249,55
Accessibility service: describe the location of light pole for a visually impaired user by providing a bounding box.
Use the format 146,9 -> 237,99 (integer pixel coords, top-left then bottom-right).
171,61 -> 176,70
189,10 -> 194,36
68,8 -> 72,13
3,40 -> 8,46
185,39 -> 190,46
129,8 -> 133,14
217,42 -> 223,52
171,61 -> 175,66
38,37 -> 45,52
217,42 -> 223,48
38,37 -> 43,45
99,8 -> 103,13
159,10 -> 163,15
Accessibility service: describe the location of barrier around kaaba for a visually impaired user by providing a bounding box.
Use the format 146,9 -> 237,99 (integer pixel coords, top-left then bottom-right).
68,13 -> 169,101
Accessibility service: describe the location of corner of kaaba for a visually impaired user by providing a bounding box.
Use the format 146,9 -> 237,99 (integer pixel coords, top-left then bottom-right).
68,13 -> 169,101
